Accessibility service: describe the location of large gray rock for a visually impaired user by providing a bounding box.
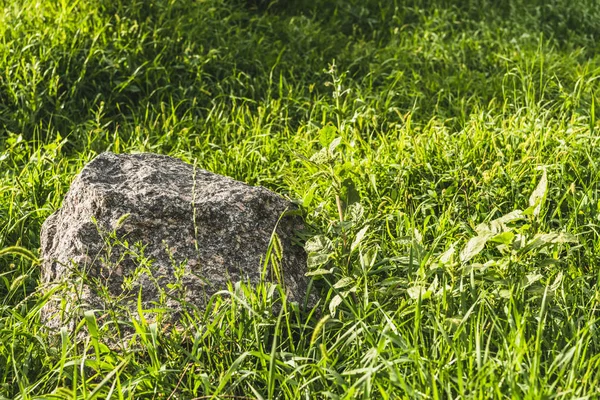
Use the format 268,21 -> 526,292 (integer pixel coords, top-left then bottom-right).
40,152 -> 310,330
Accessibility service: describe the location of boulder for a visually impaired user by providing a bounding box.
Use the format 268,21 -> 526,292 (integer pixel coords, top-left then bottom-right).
40,152 -> 310,330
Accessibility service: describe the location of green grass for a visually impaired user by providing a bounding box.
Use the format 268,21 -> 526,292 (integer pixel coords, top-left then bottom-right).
2,0 -> 600,398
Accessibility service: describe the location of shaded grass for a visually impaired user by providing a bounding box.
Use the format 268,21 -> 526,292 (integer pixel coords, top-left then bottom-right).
1,0 -> 600,398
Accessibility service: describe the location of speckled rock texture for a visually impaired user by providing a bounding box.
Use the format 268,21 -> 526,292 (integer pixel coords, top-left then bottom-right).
40,152 -> 310,330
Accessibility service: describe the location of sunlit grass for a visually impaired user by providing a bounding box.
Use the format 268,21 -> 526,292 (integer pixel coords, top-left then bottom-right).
1,0 -> 600,398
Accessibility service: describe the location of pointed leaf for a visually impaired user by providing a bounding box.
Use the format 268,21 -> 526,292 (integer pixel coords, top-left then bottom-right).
495,209 -> 525,224
329,136 -> 343,153
552,232 -> 578,244
529,168 -> 548,217
346,203 -> 364,222
407,285 -> 432,300
305,268 -> 333,277
334,277 -> 354,289
307,253 -> 330,268
304,235 -> 333,253
318,124 -> 337,147
359,246 -> 378,270
549,272 -> 563,291
329,294 -> 343,316
428,275 -> 439,292
521,233 -> 558,253
524,273 -> 543,287
460,232 -> 493,263
488,210 -> 525,233
351,225 -> 369,252
490,231 -> 515,245
439,245 -> 455,264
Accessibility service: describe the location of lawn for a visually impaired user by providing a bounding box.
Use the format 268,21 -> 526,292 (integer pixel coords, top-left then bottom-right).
1,0 -> 600,398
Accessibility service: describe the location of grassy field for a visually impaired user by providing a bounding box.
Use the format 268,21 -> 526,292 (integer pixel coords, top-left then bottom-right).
2,0 -> 600,398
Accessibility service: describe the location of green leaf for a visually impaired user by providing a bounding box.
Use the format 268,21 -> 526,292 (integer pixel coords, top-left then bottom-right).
318,124 -> 337,147
212,352 -> 252,396
549,272 -> 563,291
520,232 -> 578,254
520,233 -> 559,253
438,245 -> 455,264
428,276 -> 439,293
346,202 -> 364,222
351,225 -> 369,252
490,231 -> 515,245
552,232 -> 578,244
84,311 -> 100,340
305,268 -> 333,277
88,356 -> 131,400
495,209 -> 525,225
302,185 -> 317,208
529,168 -> 548,217
84,310 -> 102,365
524,273 -> 543,287
329,136 -> 343,153
460,232 -> 493,263
304,235 -> 333,253
407,285 -> 432,300
476,210 -> 524,234
307,253 -> 329,268
359,246 -> 378,270
334,277 -> 354,289
329,294 -> 343,316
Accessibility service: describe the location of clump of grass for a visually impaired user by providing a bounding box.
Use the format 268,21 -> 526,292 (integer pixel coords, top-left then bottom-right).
2,0 -> 600,398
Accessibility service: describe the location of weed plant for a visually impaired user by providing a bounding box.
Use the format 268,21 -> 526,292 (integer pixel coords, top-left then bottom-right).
1,0 -> 600,398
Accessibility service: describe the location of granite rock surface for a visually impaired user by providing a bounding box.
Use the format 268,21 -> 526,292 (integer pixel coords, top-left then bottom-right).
40,152 -> 310,330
